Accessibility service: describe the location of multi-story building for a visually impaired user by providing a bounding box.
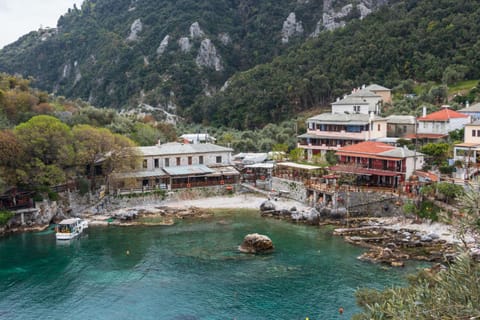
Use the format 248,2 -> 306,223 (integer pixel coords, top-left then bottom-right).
416,106 -> 471,136
385,115 -> 416,138
111,142 -> 239,191
458,102 -> 480,121
453,120 -> 480,180
331,84 -> 391,115
297,113 -> 387,160
330,141 -> 424,188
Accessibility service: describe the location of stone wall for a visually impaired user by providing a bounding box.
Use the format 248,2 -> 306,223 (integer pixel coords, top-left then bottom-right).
271,178 -> 307,203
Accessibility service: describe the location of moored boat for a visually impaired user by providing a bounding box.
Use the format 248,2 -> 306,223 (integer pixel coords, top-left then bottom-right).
55,218 -> 88,240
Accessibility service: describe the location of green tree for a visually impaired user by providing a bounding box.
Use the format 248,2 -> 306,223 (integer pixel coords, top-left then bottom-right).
288,148 -> 304,162
14,115 -> 74,187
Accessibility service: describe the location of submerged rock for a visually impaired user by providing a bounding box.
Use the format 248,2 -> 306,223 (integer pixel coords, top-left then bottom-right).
239,233 -> 274,253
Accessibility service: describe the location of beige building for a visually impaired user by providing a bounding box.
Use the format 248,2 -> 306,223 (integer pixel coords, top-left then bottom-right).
453,121 -> 480,180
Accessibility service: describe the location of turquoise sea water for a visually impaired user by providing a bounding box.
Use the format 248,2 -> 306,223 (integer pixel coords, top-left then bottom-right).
0,211 -> 422,320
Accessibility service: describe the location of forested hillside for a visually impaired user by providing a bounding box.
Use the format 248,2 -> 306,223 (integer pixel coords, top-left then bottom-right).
0,0 -> 390,123
193,0 -> 480,129
1,0 -> 479,130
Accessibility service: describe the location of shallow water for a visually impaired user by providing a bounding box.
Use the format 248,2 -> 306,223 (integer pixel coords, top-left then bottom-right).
0,210 -> 423,319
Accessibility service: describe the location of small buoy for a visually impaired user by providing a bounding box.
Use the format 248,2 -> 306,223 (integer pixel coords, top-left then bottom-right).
126,250 -> 130,255
339,307 -> 344,315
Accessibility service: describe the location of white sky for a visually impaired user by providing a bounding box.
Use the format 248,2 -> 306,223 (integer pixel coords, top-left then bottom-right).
0,0 -> 84,49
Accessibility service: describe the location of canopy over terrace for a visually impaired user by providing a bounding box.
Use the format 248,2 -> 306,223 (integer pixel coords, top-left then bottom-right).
273,162 -> 325,182
163,165 -> 239,188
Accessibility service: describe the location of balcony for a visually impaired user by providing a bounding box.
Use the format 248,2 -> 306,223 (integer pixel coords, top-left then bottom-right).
306,129 -> 368,139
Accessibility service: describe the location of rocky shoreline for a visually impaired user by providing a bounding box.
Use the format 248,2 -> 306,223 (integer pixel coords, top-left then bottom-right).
258,199 -> 478,266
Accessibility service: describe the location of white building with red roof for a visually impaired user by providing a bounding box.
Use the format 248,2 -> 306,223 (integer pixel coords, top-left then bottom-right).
331,141 -> 424,188
416,105 -> 471,137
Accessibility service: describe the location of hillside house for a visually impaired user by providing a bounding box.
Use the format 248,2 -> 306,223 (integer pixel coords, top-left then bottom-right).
453,120 -> 480,180
458,102 -> 480,121
297,113 -> 387,160
411,106 -> 470,141
111,142 -> 239,192
331,84 -> 391,115
330,141 -> 424,189
179,133 -> 216,144
385,115 -> 416,138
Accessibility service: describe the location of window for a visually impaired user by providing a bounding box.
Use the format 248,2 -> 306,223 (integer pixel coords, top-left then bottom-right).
353,105 -> 360,112
199,156 -> 204,164
403,125 -> 407,133
154,158 -> 159,168
216,156 -> 222,164
176,157 -> 181,166
188,156 -> 192,165
143,159 -> 147,169
477,130 -> 480,137
378,124 -> 381,131
473,130 -> 477,137
164,158 -> 170,167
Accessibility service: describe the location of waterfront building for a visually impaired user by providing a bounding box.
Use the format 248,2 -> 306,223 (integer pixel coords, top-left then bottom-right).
330,141 -> 424,189
111,142 -> 239,192
297,113 -> 387,160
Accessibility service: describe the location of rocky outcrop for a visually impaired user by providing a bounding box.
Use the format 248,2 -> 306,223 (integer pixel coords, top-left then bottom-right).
218,33 -> 231,46
239,233 -> 274,253
334,222 -> 457,266
281,12 -> 304,44
126,19 -> 143,41
195,39 -> 223,71
156,35 -> 170,55
178,37 -> 192,52
190,22 -> 205,39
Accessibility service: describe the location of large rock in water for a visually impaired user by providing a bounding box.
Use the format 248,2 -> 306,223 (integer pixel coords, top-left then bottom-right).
260,200 -> 276,212
239,233 -> 274,253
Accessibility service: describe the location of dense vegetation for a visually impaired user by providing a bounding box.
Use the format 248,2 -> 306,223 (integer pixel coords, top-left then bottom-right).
193,0 -> 480,128
0,0 -> 338,114
2,1 -> 479,129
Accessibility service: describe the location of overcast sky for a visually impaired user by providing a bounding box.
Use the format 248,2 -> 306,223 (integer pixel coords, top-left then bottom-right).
0,0 -> 84,49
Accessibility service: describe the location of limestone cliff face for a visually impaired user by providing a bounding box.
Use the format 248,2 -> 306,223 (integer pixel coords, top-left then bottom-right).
314,0 -> 389,34
0,0 -> 393,117
196,39 -> 223,71
126,18 -> 143,41
281,12 -> 304,44
156,35 -> 170,56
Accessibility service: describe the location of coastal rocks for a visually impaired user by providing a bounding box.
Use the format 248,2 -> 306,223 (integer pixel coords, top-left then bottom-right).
334,221 -> 457,266
260,200 -> 276,212
239,233 -> 274,253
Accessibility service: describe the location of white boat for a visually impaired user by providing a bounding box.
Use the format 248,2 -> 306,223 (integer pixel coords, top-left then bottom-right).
55,218 -> 88,240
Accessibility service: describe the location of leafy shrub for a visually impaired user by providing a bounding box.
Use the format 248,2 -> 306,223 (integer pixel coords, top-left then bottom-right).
0,210 -> 14,226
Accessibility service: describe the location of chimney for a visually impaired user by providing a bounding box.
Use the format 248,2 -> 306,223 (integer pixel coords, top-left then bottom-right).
336,97 -> 340,102
362,84 -> 366,89
422,106 -> 427,117
466,100 -> 470,108
157,139 -> 161,146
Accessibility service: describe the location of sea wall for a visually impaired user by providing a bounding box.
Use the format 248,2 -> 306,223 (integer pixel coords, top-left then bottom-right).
271,178 -> 307,203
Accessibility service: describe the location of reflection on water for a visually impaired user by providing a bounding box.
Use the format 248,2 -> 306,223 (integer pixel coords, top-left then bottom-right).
0,210 -> 422,319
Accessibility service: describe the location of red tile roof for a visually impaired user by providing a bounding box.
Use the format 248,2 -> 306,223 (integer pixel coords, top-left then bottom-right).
336,141 -> 395,155
418,108 -> 469,121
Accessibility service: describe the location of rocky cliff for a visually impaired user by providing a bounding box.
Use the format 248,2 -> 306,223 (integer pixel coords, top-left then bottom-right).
0,0 -> 391,121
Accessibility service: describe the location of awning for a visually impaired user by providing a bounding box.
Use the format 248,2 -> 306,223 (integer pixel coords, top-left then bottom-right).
163,165 -> 214,176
